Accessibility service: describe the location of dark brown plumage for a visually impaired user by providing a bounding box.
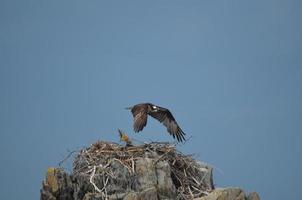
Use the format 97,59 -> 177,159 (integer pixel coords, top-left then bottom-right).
126,103 -> 186,142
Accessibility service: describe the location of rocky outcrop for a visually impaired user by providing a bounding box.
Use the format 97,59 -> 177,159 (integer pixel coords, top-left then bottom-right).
40,141 -> 260,200
197,188 -> 260,200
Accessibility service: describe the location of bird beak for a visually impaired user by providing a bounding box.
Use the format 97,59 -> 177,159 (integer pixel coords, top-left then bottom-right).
125,106 -> 132,110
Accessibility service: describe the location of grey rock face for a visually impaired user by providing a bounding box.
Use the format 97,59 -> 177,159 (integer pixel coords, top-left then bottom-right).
135,157 -> 157,188
40,141 -> 259,200
41,157 -> 179,200
40,168 -> 74,200
196,188 -> 260,200
155,161 -> 176,199
247,192 -> 261,200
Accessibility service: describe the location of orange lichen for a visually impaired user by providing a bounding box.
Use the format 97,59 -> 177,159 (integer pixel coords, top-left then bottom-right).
46,167 -> 59,193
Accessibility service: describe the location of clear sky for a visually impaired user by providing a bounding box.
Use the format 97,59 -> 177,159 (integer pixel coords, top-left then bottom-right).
1,1 -> 301,199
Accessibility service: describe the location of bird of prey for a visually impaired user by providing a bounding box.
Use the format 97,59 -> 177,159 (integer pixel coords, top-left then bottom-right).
126,103 -> 186,142
118,129 -> 133,147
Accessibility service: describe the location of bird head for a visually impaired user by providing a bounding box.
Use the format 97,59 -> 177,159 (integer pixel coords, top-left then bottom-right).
118,129 -> 130,142
149,104 -> 159,112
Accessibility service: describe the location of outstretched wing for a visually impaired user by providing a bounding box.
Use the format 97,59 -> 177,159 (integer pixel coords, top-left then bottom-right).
131,105 -> 148,132
149,107 -> 186,142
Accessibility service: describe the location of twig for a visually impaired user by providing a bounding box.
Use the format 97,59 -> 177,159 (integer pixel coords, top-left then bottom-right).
89,166 -> 103,194
188,186 -> 194,199
131,157 -> 135,173
59,150 -> 77,167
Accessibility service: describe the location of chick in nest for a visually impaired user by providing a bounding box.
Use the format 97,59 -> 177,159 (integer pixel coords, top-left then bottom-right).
118,129 -> 133,147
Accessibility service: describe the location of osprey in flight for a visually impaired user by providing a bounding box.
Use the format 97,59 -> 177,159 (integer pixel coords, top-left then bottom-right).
126,103 -> 186,142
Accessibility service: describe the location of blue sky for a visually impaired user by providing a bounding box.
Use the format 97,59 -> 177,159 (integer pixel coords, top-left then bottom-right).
1,1 -> 301,199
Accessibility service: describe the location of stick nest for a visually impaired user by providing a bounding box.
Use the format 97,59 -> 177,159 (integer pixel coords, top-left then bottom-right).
72,141 -> 214,199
